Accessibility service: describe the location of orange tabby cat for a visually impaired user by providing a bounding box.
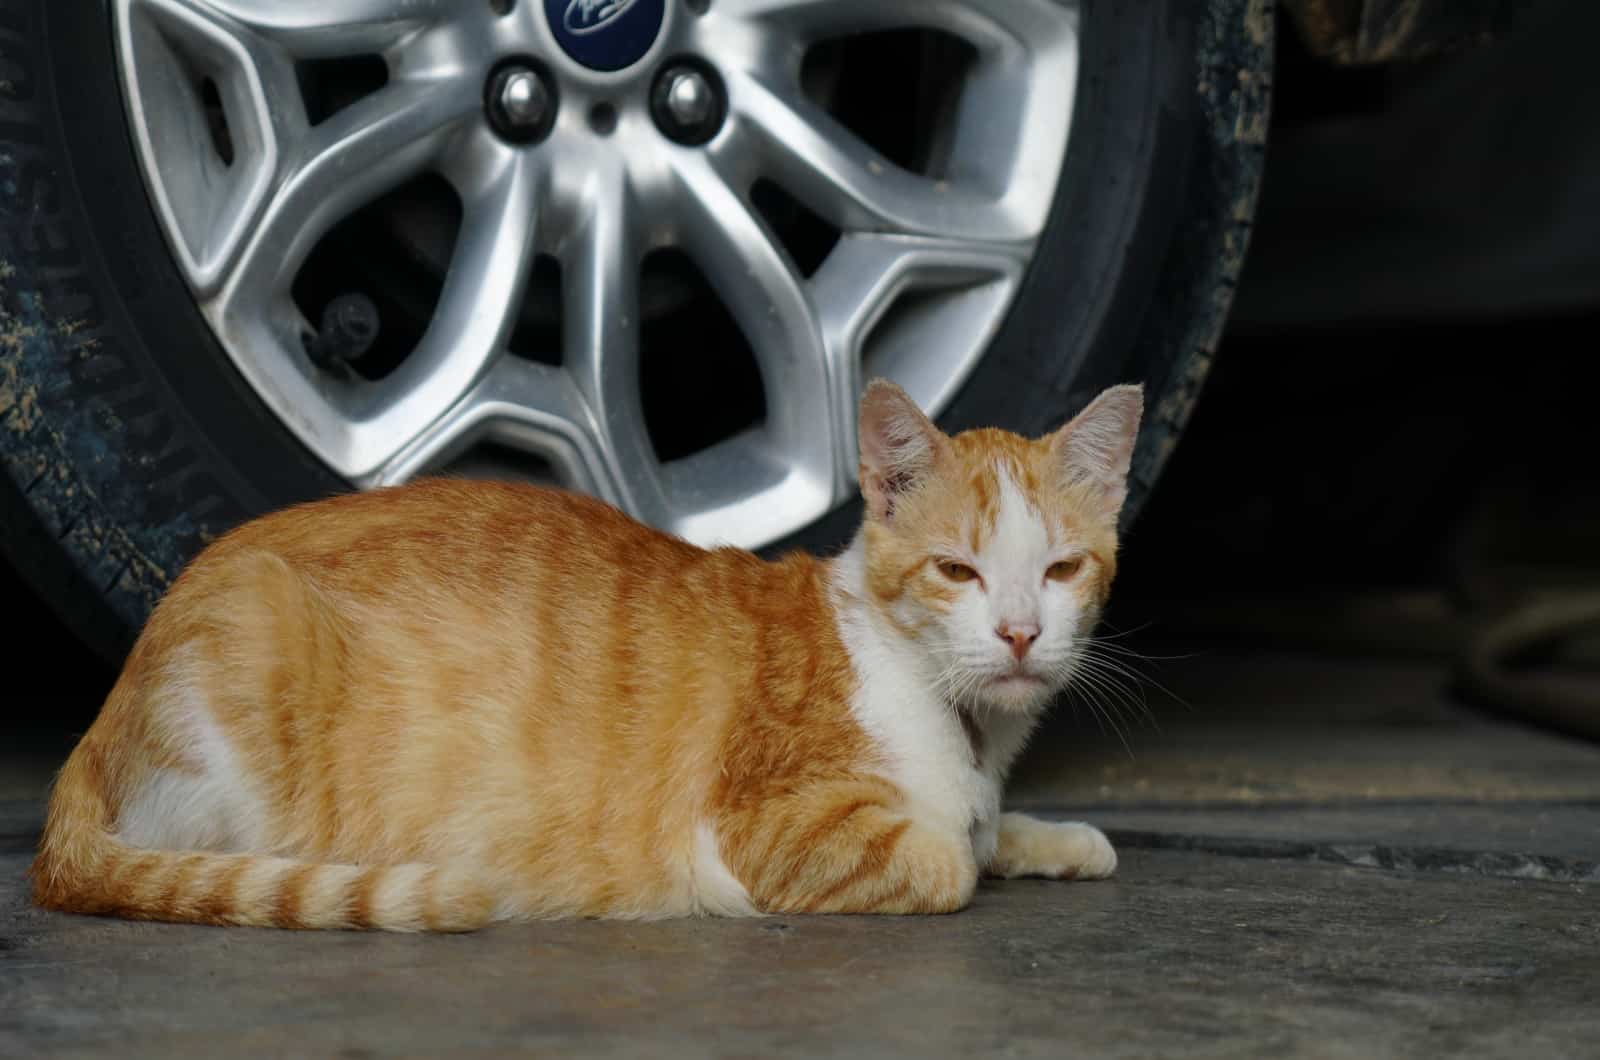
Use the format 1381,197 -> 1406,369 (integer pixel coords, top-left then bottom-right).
31,380 -> 1142,930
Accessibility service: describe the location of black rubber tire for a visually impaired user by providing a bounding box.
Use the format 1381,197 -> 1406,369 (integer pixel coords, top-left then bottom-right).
0,0 -> 1271,662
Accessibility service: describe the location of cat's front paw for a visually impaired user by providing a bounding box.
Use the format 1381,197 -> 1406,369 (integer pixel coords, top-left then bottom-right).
990,814 -> 1118,880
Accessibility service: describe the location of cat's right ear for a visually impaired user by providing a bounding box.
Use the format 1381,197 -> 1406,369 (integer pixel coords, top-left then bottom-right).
858,379 -> 944,522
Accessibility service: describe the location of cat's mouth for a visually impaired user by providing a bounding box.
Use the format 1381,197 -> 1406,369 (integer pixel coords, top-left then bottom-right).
989,672 -> 1047,690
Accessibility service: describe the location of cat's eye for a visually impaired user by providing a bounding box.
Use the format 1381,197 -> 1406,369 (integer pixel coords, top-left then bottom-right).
1046,557 -> 1084,582
937,560 -> 980,583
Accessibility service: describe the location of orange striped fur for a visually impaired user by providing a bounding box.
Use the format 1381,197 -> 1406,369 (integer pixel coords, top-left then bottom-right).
32,381 -> 1142,930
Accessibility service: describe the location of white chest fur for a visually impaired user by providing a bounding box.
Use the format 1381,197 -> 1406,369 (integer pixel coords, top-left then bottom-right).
830,563 -> 1007,861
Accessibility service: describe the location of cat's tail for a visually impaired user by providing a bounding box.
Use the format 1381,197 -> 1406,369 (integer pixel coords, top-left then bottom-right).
29,742 -> 493,932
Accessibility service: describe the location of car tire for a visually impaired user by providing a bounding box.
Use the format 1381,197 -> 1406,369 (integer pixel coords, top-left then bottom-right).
0,0 -> 1271,661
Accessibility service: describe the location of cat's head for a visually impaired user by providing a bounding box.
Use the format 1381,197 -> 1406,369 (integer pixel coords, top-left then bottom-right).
854,380 -> 1143,713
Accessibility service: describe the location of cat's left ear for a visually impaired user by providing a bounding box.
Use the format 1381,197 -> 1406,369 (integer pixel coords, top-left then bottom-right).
858,379 -> 946,522
1049,384 -> 1144,521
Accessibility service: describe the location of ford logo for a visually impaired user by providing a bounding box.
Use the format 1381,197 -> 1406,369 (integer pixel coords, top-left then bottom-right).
564,0 -> 640,35
545,0 -> 663,71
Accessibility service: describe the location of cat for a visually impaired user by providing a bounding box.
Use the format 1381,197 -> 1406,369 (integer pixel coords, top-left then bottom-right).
30,379 -> 1142,931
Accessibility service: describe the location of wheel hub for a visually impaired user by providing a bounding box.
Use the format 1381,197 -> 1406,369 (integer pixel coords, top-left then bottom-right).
544,0 -> 667,73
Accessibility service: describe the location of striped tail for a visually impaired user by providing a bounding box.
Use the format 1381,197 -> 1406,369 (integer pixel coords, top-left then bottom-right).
29,746 -> 492,932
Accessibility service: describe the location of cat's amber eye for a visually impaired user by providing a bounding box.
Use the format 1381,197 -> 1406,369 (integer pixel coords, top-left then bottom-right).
937,560 -> 980,583
1046,557 -> 1084,582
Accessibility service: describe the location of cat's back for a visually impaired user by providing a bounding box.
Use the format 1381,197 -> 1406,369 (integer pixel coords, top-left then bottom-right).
133,477 -> 732,703
191,478 -> 695,593
153,477 -> 825,703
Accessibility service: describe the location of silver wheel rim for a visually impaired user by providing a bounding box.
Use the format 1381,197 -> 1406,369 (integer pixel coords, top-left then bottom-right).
113,0 -> 1079,549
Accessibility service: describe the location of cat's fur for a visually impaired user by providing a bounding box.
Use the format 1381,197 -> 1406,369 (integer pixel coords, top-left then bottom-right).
31,380 -> 1142,930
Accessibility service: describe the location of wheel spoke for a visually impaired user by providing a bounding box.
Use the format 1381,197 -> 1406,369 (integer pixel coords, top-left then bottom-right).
710,0 -> 1078,244
716,0 -> 1075,52
218,74 -> 479,307
118,0 -> 301,291
556,156 -> 672,521
721,69 -> 1033,244
811,234 -> 1027,350
811,234 -> 1025,441
357,147 -> 544,482
378,357 -> 636,504
669,153 -> 844,505
161,0 -> 453,58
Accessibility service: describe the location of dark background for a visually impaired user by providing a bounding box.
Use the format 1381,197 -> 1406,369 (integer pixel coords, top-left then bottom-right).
1111,0 -> 1600,663
11,0 -> 1600,745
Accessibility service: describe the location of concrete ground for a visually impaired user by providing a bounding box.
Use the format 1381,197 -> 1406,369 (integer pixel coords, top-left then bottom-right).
4,652 -> 1598,1057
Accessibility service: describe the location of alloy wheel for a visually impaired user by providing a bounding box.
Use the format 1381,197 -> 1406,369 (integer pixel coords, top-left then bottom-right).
114,0 -> 1079,548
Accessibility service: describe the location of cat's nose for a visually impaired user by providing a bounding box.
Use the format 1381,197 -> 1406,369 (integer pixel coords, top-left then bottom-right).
995,621 -> 1040,660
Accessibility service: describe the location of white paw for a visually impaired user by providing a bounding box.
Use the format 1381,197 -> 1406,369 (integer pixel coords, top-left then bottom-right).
1056,821 -> 1117,880
995,815 -> 1118,880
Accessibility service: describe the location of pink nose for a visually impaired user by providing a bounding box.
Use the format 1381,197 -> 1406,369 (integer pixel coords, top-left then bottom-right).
996,622 -> 1040,661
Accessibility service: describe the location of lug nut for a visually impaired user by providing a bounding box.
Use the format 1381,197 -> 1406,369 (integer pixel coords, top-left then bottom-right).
500,70 -> 549,126
665,70 -> 714,127
651,62 -> 726,145
486,61 -> 557,144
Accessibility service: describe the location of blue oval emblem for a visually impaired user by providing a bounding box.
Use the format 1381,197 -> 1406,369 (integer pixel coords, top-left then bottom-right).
565,0 -> 638,34
545,0 -> 665,72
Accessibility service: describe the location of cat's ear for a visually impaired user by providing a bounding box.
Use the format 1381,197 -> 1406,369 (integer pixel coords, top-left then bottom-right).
858,379 -> 945,522
1049,384 -> 1144,521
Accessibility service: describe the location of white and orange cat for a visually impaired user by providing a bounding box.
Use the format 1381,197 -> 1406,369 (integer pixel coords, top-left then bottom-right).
32,380 -> 1142,930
